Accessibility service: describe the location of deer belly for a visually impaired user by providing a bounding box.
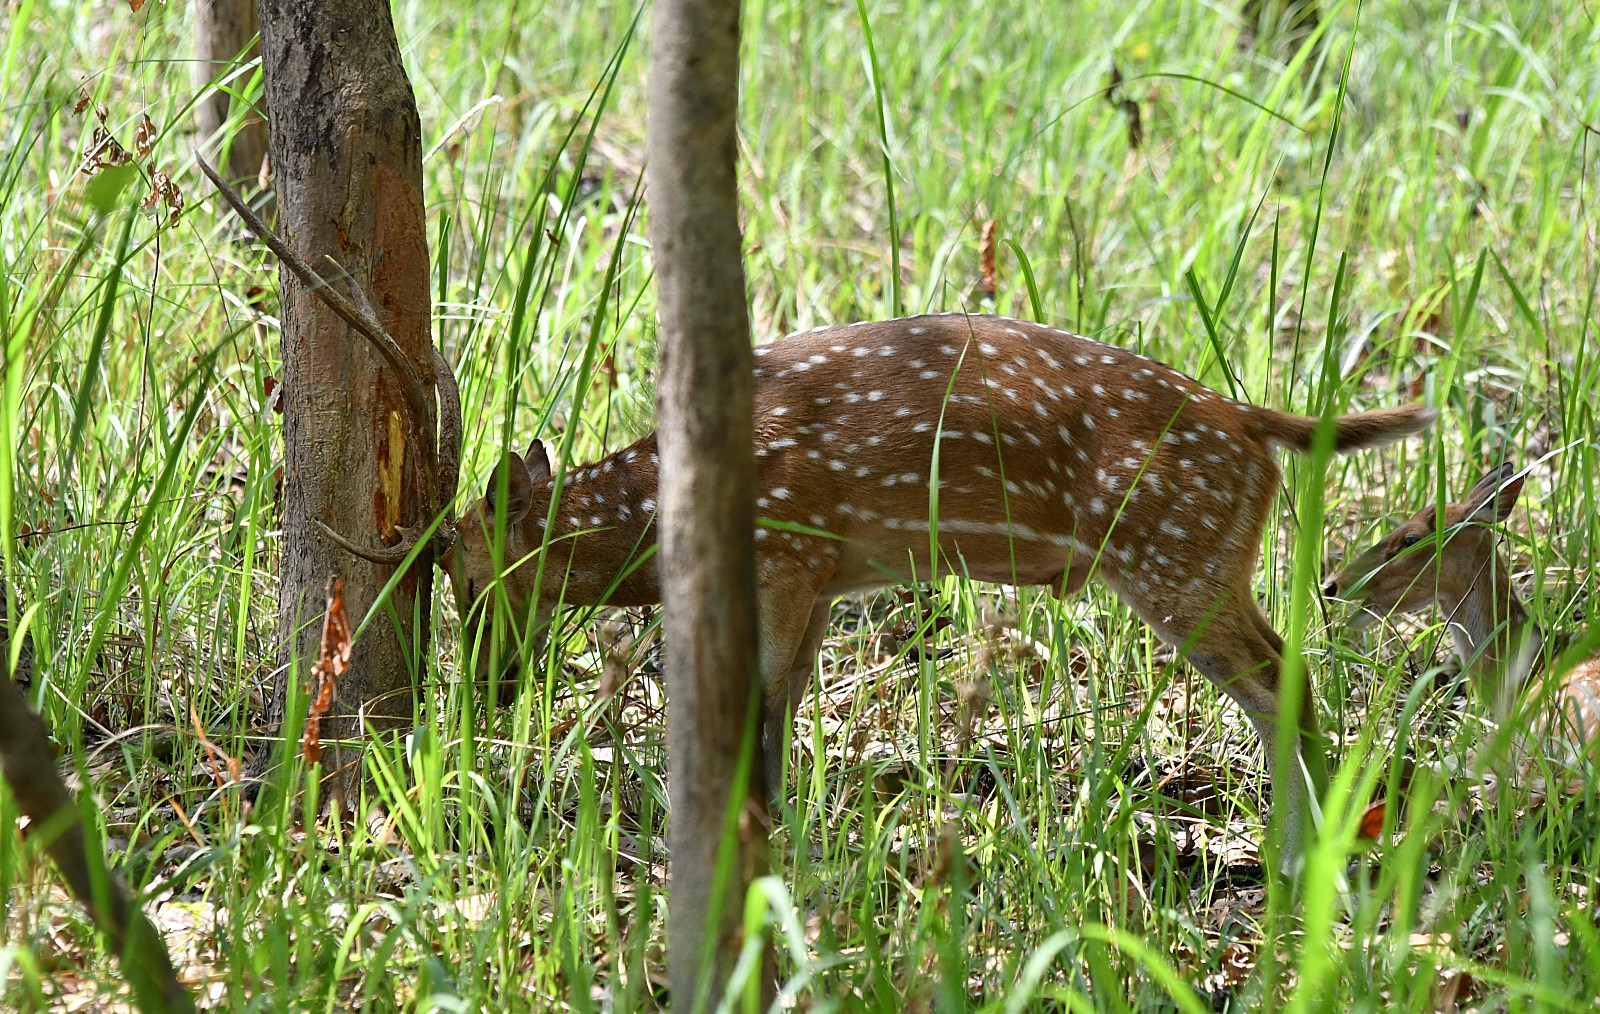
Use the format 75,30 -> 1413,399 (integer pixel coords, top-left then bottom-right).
820,522 -> 1083,595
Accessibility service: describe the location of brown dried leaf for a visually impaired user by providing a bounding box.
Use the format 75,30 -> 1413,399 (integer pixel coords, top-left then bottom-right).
1357,799 -> 1386,841
1104,63 -> 1143,150
86,127 -> 132,172
190,702 -> 239,786
128,0 -> 148,11
978,218 -> 997,300
1122,100 -> 1143,149
262,375 -> 282,414
302,577 -> 351,765
134,113 -> 156,158
1217,943 -> 1255,987
139,170 -> 183,226
73,89 -> 92,116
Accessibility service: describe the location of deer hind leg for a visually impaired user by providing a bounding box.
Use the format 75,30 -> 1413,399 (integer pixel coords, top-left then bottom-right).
761,598 -> 832,795
1116,580 -> 1319,869
756,556 -> 836,798
1231,589 -> 1329,794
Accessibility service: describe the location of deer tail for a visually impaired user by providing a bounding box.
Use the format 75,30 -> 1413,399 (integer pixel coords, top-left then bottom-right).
1253,403 -> 1438,454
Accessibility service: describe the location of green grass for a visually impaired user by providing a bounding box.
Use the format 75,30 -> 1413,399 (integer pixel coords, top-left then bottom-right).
3,0 -> 1600,1009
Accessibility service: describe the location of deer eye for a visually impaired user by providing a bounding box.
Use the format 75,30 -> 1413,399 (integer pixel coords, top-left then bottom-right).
1400,533 -> 1422,548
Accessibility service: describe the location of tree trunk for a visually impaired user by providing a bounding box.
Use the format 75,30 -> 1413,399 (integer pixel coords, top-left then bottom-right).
192,0 -> 270,189
646,0 -> 771,1008
257,0 -> 434,800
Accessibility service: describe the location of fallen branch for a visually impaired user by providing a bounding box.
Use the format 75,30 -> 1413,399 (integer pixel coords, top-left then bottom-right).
0,679 -> 194,1012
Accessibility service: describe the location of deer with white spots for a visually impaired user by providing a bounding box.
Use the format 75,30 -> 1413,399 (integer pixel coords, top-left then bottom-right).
442,313 -> 1435,863
1325,463 -> 1600,802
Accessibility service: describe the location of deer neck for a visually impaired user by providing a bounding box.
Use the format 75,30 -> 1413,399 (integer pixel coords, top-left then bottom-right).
1438,547 -> 1540,710
541,436 -> 662,606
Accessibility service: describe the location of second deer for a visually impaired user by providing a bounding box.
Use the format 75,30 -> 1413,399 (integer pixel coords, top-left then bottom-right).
1325,463 -> 1600,799
444,313 -> 1435,863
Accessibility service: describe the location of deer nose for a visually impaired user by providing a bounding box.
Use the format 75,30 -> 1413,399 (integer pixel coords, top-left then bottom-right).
1322,576 -> 1339,598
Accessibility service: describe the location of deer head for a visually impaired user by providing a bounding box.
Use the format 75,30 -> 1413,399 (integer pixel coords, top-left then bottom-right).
440,437 -> 662,690
438,445 -> 556,689
1324,462 -> 1525,635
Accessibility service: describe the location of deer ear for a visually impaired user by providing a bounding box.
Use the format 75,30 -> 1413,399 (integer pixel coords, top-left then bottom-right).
1463,462 -> 1523,524
485,451 -> 535,524
524,439 -> 552,483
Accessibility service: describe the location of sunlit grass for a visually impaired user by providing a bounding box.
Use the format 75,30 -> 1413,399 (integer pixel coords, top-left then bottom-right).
1,0 -> 1598,1009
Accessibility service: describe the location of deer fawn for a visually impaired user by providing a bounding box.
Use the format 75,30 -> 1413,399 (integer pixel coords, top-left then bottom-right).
1325,463 -> 1600,800
441,313 -> 1435,861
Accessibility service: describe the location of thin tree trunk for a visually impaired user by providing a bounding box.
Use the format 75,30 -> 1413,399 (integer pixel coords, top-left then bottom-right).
192,0 -> 269,189
256,0 -> 434,801
647,0 -> 771,1008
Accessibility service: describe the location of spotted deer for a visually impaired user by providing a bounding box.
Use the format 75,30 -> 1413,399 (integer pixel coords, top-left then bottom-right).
202,159 -> 1434,862
440,313 -> 1435,859
1325,463 -> 1600,800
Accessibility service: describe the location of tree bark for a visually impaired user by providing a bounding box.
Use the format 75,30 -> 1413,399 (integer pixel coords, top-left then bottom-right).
256,0 -> 434,797
647,1 -> 771,1008
192,0 -> 269,189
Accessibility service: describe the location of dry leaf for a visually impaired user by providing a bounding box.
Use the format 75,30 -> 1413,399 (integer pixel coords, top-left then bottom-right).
190,702 -> 240,786
139,170 -> 183,225
302,576 -> 352,765
1357,799 -> 1386,840
978,218 -> 997,301
134,113 -> 156,158
1104,64 -> 1143,150
86,126 -> 132,172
